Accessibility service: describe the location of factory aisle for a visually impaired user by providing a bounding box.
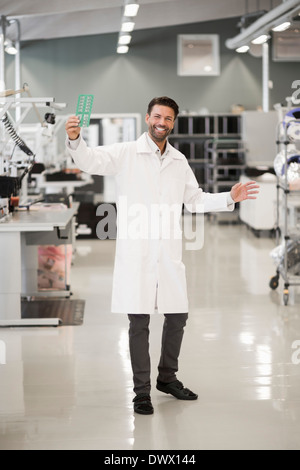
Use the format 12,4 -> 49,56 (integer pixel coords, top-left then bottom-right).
1,221 -> 300,450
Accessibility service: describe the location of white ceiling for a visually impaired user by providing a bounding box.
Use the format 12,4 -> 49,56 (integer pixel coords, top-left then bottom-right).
1,0 -> 283,42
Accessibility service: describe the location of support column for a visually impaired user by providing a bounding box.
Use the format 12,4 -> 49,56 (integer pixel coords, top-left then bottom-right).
262,42 -> 269,112
0,16 -> 6,92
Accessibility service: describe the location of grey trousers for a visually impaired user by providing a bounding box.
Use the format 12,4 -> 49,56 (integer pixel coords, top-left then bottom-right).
128,313 -> 188,395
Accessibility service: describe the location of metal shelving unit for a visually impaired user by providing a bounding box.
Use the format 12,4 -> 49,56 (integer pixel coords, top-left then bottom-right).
270,117 -> 300,306
205,138 -> 246,193
169,113 -> 243,192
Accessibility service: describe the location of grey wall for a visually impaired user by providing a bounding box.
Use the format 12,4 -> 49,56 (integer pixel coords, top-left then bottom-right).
6,17 -> 300,132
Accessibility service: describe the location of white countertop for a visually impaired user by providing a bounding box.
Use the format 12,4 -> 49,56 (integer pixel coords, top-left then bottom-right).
0,203 -> 79,233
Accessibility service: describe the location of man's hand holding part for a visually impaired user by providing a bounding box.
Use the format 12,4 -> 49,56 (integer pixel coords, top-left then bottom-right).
65,116 -> 81,141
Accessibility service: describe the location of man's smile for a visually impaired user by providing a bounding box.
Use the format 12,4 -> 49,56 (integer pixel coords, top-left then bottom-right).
154,125 -> 168,133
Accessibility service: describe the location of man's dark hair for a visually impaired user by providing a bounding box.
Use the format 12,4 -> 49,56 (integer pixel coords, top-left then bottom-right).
147,96 -> 179,120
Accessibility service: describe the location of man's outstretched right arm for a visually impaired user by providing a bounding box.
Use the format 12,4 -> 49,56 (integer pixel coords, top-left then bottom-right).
65,115 -> 124,177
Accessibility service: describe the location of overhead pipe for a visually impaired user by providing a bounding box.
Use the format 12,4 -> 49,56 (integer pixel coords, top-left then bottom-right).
225,0 -> 300,50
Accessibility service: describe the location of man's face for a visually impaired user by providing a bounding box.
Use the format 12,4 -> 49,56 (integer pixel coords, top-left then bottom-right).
145,105 -> 175,143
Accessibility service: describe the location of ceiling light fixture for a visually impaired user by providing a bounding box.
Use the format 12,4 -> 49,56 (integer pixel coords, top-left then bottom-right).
4,39 -> 18,55
118,34 -> 132,45
251,34 -> 269,44
117,45 -> 129,54
272,21 -> 291,32
236,45 -> 250,53
121,19 -> 135,32
124,1 -> 140,18
117,1 -> 140,54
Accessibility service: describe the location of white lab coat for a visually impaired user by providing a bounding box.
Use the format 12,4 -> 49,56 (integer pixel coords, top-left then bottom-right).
67,132 -> 234,314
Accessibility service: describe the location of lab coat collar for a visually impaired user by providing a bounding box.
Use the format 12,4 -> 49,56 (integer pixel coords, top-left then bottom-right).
137,133 -> 184,161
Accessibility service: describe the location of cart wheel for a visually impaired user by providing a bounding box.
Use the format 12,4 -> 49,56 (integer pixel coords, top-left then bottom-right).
283,289 -> 289,306
269,275 -> 279,290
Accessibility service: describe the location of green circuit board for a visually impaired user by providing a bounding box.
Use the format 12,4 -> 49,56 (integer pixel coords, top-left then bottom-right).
76,94 -> 94,127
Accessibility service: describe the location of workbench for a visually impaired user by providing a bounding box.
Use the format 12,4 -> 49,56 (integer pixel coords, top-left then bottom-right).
0,204 -> 78,327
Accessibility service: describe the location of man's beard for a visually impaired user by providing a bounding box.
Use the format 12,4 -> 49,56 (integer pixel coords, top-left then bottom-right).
148,123 -> 172,142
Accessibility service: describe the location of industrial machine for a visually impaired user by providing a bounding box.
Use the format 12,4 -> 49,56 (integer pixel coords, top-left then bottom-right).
0,84 -> 68,217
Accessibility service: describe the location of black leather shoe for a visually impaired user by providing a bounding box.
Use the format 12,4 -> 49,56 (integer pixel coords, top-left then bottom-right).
133,393 -> 154,415
156,379 -> 198,400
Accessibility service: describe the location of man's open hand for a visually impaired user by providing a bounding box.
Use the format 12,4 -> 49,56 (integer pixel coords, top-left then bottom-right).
230,181 -> 260,203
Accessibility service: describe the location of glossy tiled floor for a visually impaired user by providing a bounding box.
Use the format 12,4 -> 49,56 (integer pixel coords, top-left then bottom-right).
1,220 -> 300,450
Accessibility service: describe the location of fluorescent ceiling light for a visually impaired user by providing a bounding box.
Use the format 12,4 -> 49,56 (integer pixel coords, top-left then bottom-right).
117,45 -> 129,54
124,2 -> 140,17
236,45 -> 250,53
119,34 -> 132,45
272,21 -> 291,32
251,34 -> 269,44
121,21 -> 135,32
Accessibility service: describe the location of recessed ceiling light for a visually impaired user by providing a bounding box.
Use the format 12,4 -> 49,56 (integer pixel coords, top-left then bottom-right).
118,34 -> 132,45
124,2 -> 140,17
117,45 -> 129,54
121,21 -> 135,32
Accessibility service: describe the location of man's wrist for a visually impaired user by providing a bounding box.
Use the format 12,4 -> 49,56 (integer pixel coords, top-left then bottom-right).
68,134 -> 81,150
69,134 -> 80,141
228,192 -> 235,205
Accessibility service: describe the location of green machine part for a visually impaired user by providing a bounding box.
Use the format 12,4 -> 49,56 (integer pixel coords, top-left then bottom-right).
76,94 -> 94,127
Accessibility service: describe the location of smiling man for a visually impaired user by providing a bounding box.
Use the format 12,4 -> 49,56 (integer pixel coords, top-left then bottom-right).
146,98 -> 176,150
66,96 -> 259,415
